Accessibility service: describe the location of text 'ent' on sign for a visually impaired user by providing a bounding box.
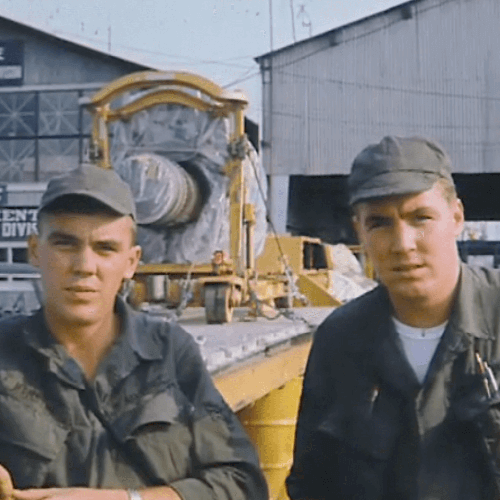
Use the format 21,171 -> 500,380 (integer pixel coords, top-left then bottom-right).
0,208 -> 38,241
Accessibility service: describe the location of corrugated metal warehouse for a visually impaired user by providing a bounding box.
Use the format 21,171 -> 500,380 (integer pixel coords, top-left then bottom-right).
0,15 -> 149,265
0,16 -> 149,184
256,0 -> 500,243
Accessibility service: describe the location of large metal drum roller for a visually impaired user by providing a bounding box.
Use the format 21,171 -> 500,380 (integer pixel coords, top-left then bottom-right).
122,153 -> 202,226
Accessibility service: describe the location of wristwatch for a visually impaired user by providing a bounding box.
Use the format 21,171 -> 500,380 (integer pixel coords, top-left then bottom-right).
127,489 -> 143,500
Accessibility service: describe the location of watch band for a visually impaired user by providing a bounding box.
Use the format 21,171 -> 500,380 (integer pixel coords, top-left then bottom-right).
127,489 -> 143,500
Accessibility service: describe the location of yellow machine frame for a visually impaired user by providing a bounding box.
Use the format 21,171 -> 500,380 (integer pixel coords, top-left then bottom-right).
82,71 -> 289,323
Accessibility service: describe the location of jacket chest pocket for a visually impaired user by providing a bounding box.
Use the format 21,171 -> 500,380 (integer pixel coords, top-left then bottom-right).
0,394 -> 69,488
317,385 -> 403,461
111,387 -> 194,484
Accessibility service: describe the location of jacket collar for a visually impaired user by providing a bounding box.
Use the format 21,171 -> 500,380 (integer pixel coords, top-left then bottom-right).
373,263 -> 491,395
370,291 -> 422,396
448,262 -> 494,341
115,297 -> 165,361
23,297 -> 164,387
375,262 -> 492,349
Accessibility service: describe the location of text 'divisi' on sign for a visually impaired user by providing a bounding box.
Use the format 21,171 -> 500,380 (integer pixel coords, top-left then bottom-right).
0,207 -> 37,241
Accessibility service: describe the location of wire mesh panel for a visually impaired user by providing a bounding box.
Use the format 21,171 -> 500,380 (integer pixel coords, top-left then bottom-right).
0,92 -> 36,138
39,91 -> 79,136
0,87 -> 97,182
0,140 -> 35,182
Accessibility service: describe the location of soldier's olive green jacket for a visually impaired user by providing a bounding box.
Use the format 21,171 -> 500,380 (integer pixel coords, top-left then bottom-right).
0,298 -> 268,500
287,263 -> 500,500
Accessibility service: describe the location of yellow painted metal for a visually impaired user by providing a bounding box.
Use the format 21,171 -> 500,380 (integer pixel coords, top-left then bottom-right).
244,203 -> 256,274
227,105 -> 247,275
228,162 -> 244,274
90,104 -> 112,169
213,338 -> 312,412
199,275 -> 245,287
87,70 -> 248,109
136,263 -> 214,275
105,89 -> 227,122
214,335 -> 313,499
256,235 -> 347,307
297,273 -> 343,307
256,235 -> 324,276
85,70 -> 248,171
249,277 -> 287,301
237,377 -> 304,500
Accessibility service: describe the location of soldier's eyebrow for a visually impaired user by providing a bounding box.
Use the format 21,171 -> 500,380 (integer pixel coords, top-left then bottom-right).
94,239 -> 123,251
409,206 -> 439,216
47,230 -> 80,243
47,231 -> 124,250
364,214 -> 391,227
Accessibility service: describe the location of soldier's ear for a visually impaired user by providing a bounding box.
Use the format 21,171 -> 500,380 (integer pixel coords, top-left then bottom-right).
351,214 -> 365,247
453,198 -> 465,237
123,245 -> 142,280
27,234 -> 40,267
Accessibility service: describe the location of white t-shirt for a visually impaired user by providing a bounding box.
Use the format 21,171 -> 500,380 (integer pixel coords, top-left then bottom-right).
392,317 -> 447,384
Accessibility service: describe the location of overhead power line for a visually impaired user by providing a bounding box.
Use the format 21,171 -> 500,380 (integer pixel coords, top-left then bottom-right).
290,0 -> 296,42
223,69 -> 261,89
49,27 -> 257,70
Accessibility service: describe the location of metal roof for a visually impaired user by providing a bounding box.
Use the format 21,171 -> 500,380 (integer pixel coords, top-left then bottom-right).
256,0 -> 500,176
256,0 -> 430,63
0,14 -> 153,71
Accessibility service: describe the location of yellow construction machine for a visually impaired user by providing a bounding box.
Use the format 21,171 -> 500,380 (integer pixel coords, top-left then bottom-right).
82,71 -> 291,323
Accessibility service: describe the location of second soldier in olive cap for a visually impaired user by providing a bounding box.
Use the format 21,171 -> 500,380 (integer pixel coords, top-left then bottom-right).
288,136 -> 500,500
0,164 -> 268,500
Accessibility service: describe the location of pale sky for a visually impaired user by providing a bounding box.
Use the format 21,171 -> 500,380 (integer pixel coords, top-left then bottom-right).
1,0 -> 404,121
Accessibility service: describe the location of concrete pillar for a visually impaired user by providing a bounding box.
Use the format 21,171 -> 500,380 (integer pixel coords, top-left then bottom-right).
268,174 -> 290,234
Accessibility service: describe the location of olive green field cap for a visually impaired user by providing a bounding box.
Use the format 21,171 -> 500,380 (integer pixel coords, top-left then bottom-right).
348,136 -> 454,206
39,163 -> 136,219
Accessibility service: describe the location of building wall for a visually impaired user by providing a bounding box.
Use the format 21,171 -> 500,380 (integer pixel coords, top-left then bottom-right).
0,18 -> 144,85
0,17 -> 149,261
260,0 -> 500,176
0,18 -> 148,183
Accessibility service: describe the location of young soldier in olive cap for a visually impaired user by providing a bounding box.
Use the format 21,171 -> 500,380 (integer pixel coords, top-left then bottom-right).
287,136 -> 500,500
0,164 -> 267,500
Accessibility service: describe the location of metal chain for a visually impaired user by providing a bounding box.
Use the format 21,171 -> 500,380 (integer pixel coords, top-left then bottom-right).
227,135 -> 249,160
175,264 -> 195,318
282,258 -> 309,306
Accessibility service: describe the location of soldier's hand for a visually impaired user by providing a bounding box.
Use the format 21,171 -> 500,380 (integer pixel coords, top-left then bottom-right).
0,464 -> 14,500
13,488 -> 125,500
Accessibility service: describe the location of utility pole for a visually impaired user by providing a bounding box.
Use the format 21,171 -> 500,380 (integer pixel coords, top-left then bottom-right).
290,0 -> 296,42
268,0 -> 273,52
107,13 -> 112,52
